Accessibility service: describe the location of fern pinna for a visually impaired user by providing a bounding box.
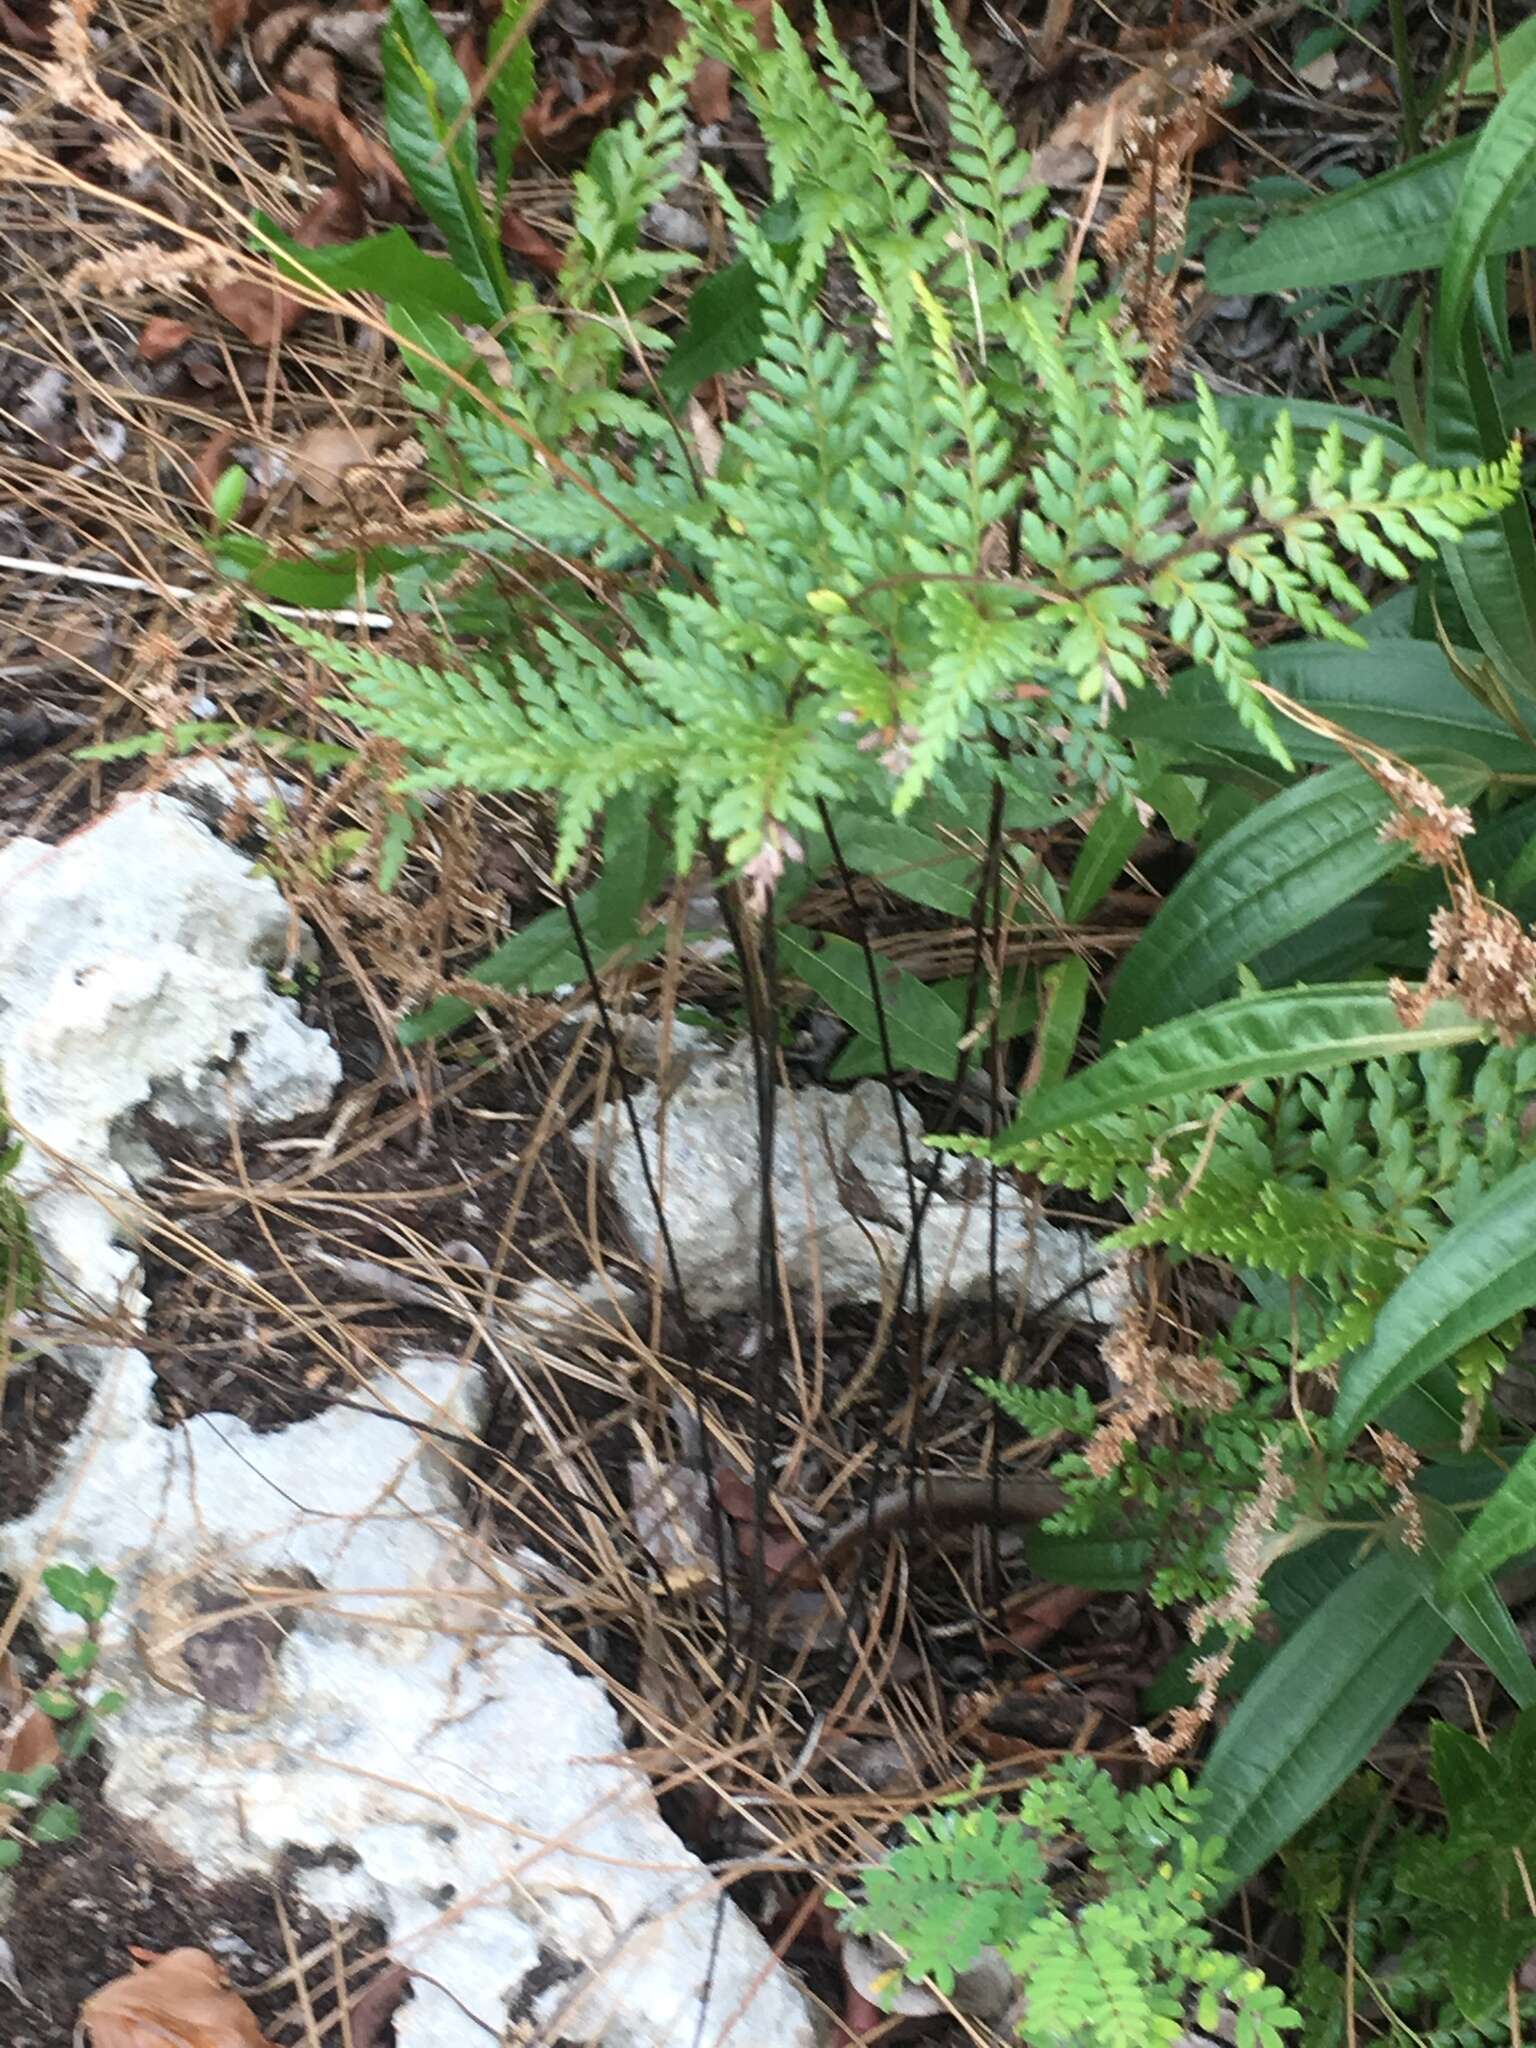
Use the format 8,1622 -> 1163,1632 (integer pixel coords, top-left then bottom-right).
276,1 -> 1516,890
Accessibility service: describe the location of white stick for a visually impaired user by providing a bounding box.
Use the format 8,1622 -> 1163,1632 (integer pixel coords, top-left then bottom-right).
0,552 -> 393,630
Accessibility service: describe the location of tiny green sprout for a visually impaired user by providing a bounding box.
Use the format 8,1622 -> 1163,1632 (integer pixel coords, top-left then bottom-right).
42,1562 -> 116,1624
209,464 -> 250,533
30,1801 -> 79,1845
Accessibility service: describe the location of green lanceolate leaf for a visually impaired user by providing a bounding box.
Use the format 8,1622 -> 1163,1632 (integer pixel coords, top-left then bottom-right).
1031,956 -> 1090,1091
1022,1525 -> 1150,1591
1333,1156 -> 1536,1444
1199,1546 -> 1452,1889
486,0 -> 536,201
1065,791 -> 1144,921
1429,65 -> 1536,699
398,790 -> 669,1041
1404,1502 -> 1536,1707
778,929 -> 959,1080
829,815 -> 982,919
383,0 -> 509,317
1463,16 -> 1536,97
990,986 -> 1488,1151
1102,761 -> 1487,1042
1119,638 -> 1536,775
1442,1441 -> 1536,1596
1162,393 -> 1414,470
1207,130 -> 1536,294
1438,64 -> 1536,353
1429,324 -> 1536,697
252,216 -> 488,321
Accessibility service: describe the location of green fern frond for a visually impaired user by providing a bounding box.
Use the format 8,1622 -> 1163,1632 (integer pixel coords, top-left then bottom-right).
837,1761 -> 1297,2048
297,4 -> 1516,889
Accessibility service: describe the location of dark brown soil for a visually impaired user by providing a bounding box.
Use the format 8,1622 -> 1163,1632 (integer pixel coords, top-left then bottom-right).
0,1356 -> 92,1521
138,984 -> 602,1433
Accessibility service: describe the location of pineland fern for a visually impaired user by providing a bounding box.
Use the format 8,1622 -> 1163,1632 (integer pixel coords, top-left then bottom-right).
277,0 -> 1518,887
831,1756 -> 1299,2047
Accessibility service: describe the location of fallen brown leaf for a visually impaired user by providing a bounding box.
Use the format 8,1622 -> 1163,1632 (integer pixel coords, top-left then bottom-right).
454,21 -> 482,92
190,427 -> 241,511
137,315 -> 195,362
1032,50 -> 1221,184
341,1962 -> 410,2048
205,277 -> 304,348
208,0 -> 293,52
209,0 -> 248,50
0,1651 -> 58,1797
205,179 -> 363,346
688,55 -> 732,123
989,1581 -> 1095,1655
519,51 -> 647,165
295,178 -> 367,244
652,0 -> 772,121
249,0 -> 312,69
277,85 -> 410,199
80,1947 -> 275,2048
280,40 -> 339,102
0,0 -> 47,45
501,206 -> 563,280
290,421 -> 387,505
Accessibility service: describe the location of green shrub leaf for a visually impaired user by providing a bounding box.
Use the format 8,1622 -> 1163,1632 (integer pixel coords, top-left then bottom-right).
1333,1156 -> 1536,1444
254,216 -> 488,321
1404,1502 -> 1536,1706
778,930 -> 959,1079
991,987 -> 1487,1150
1437,63 -> 1536,352
1065,792 -> 1144,921
1464,17 -> 1536,97
1428,68 -> 1536,698
1104,760 -> 1487,1041
659,259 -> 766,406
486,0 -> 536,201
1442,1441 -> 1536,1597
1207,131 -> 1536,294
1119,639 -> 1536,774
383,0 -> 509,317
1199,1547 -> 1450,1888
1031,956 -> 1090,1092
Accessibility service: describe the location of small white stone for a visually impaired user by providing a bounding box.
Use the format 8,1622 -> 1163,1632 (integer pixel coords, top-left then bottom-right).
575,1041 -> 1123,1324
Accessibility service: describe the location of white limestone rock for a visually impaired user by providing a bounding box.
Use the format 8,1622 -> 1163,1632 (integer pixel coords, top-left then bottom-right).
575,1042 -> 1122,1323
0,792 -> 340,1317
0,1353 -> 817,2048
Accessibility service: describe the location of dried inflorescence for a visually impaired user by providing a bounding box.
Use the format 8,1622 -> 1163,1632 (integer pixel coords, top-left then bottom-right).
1369,758 -> 1536,1043
1085,1301 -> 1235,1480
1136,1441 -> 1294,1766
65,241 -> 245,299
1375,761 -> 1476,866
1371,1428 -> 1425,1553
1096,64 -> 1231,395
41,0 -> 157,176
1394,886 -> 1536,1043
